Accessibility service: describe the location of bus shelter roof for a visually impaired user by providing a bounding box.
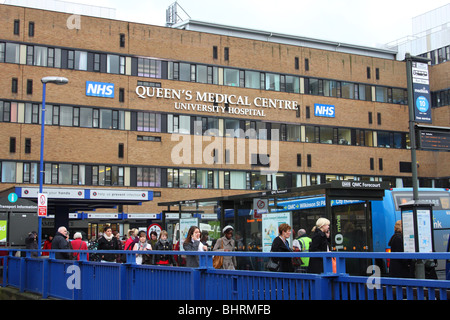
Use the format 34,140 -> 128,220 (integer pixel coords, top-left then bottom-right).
158,180 -> 390,211
0,186 -> 153,213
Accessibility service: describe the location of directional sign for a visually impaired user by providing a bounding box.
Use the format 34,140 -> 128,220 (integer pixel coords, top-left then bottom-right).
38,193 -> 47,217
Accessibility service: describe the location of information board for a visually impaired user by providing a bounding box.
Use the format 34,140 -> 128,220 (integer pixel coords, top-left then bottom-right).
419,130 -> 450,151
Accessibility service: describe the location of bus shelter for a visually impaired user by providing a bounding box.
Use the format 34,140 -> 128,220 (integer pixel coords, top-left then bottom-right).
0,186 -> 153,246
158,180 -> 389,273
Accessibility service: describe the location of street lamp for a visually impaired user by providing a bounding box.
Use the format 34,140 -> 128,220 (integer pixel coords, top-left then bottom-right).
38,76 -> 69,253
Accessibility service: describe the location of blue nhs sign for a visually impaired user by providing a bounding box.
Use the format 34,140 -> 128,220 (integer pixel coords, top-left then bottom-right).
314,103 -> 335,118
86,81 -> 115,98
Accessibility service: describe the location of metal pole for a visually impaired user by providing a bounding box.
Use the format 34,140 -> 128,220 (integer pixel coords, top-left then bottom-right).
405,53 -> 419,201
38,82 -> 47,254
405,53 -> 431,279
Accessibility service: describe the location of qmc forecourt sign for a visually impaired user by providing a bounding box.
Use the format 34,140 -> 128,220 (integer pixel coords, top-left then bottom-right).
38,193 -> 47,217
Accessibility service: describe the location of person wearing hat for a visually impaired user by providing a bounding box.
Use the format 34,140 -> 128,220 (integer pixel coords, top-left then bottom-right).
213,225 -> 237,270
25,231 -> 38,257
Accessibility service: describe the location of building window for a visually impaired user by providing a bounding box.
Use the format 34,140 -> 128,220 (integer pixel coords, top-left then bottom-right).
137,167 -> 161,187
47,48 -> 61,68
168,114 -> 190,134
297,154 -> 302,167
24,138 -> 31,154
118,143 -> 124,158
137,112 -> 162,132
295,57 -> 299,70
9,137 -> 16,153
11,78 -> 18,93
138,58 -> 162,78
213,46 -> 218,59
1,161 -> 16,183
13,20 -> 20,35
305,58 -> 309,71
67,50 -> 75,69
120,33 -> 125,47
224,47 -> 229,61
26,79 -> 33,95
94,53 -> 101,72
23,163 -> 38,184
376,68 -> 380,80
367,67 -> 371,79
370,158 -> 374,170
119,88 -> 125,102
28,22 -> 35,37
379,158 -> 383,171
167,168 -> 179,188
307,154 -> 312,167
265,73 -> 280,91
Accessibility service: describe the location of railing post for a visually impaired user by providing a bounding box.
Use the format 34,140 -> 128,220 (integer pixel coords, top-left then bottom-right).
42,257 -> 49,299
119,258 -> 130,300
1,256 -> 7,287
190,269 -> 202,300
313,274 -> 333,300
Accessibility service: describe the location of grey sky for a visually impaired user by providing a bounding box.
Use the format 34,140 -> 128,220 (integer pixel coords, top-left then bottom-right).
8,0 -> 450,47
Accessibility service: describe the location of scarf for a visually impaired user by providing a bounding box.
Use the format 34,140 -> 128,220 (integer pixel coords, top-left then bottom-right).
137,241 -> 147,251
103,233 -> 113,241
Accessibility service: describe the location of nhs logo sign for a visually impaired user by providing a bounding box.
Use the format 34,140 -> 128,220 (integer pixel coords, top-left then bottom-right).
314,103 -> 335,118
86,81 -> 115,98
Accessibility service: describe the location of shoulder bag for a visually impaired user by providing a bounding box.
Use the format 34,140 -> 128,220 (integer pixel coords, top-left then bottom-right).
213,239 -> 224,269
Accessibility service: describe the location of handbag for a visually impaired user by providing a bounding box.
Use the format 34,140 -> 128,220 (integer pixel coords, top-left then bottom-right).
266,258 -> 280,272
212,239 -> 224,269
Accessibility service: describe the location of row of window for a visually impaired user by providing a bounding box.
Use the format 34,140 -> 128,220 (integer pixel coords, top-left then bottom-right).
0,160 -> 408,190
3,160 -> 448,190
2,100 -> 410,149
432,88 -> 450,108
1,101 -> 126,130
418,45 -> 450,66
0,41 -> 411,105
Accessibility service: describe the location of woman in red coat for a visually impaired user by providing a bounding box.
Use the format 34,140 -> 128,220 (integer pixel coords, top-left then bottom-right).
71,232 -> 88,261
42,235 -> 53,256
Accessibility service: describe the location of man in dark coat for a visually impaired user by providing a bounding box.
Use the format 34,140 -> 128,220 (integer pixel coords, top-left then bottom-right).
51,226 -> 71,260
25,231 -> 38,257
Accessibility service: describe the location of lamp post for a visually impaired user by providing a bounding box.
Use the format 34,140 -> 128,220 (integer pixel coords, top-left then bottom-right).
38,76 -> 68,253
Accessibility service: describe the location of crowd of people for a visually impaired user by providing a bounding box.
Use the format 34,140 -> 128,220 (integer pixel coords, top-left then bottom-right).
24,217 -> 437,277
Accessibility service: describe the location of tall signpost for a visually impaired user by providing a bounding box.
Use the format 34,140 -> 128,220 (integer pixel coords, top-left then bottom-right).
38,77 -> 68,255
404,54 -> 432,278
405,53 -> 431,201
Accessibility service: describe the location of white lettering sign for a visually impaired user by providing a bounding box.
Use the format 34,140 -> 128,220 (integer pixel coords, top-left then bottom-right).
135,86 -> 298,118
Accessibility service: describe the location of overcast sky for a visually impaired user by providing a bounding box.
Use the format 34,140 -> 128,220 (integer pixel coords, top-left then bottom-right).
7,0 -> 450,48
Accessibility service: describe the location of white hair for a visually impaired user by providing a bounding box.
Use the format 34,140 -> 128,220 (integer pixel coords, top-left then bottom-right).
57,226 -> 67,233
73,232 -> 82,239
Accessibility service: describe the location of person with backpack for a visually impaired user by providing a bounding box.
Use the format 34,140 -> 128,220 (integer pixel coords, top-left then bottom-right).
292,228 -> 312,273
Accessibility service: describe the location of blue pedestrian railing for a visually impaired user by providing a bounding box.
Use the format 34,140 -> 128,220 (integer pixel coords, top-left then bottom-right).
0,249 -> 449,300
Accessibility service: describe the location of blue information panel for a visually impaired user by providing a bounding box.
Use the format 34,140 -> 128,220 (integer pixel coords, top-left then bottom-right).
411,62 -> 432,123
